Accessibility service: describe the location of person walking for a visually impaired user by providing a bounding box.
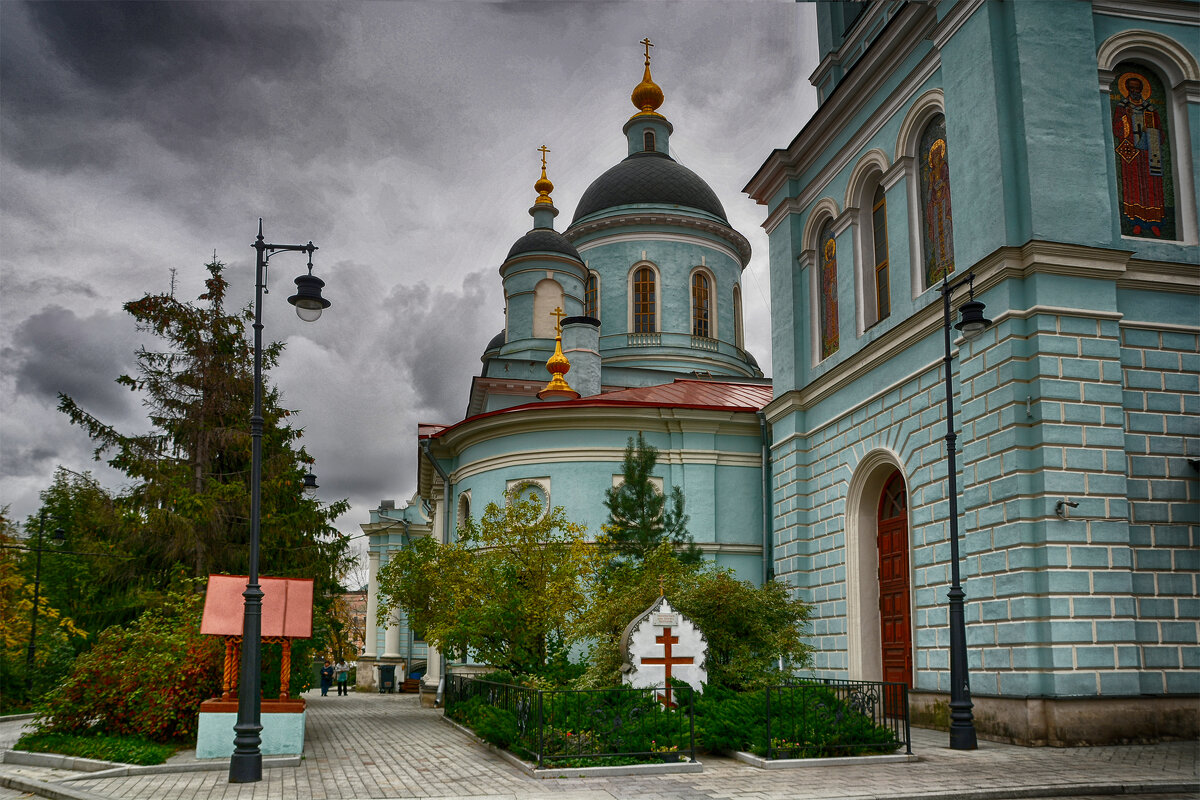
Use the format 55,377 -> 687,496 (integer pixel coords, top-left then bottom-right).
334,659 -> 350,696
319,660 -> 334,696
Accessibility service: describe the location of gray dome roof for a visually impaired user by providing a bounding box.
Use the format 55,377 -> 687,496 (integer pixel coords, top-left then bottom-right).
484,330 -> 505,352
505,228 -> 583,261
571,151 -> 727,223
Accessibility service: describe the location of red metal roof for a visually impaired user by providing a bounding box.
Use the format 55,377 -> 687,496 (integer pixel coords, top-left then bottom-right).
201,575 -> 314,639
428,379 -> 772,440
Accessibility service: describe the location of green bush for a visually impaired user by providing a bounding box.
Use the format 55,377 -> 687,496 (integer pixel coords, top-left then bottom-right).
32,581 -> 221,743
15,731 -> 178,765
695,684 -> 897,758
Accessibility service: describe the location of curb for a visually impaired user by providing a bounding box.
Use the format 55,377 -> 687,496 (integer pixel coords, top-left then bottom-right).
0,774 -> 111,800
0,714 -> 37,723
0,751 -> 119,772
1,748 -> 301,781
834,782 -> 1200,800
734,749 -> 920,769
59,754 -> 302,781
439,714 -> 703,779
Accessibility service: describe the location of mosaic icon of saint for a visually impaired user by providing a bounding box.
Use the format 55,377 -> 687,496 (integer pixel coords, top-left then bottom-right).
1111,69 -> 1173,238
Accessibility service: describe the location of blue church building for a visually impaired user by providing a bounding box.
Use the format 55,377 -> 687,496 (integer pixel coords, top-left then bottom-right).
362,1 -> 1198,746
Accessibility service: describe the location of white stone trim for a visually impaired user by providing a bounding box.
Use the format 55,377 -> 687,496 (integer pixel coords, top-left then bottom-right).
845,450 -> 908,683
452,446 -> 762,483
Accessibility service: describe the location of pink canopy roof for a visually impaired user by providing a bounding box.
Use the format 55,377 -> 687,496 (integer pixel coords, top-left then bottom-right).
201,575 -> 314,639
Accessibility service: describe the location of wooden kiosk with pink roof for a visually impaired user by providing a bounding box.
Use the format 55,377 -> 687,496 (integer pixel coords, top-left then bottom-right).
195,575 -> 313,759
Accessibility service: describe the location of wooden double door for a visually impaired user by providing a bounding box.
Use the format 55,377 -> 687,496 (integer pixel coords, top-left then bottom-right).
877,471 -> 912,695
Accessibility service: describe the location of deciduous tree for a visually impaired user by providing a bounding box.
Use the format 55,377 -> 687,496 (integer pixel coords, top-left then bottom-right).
377,490 -> 599,675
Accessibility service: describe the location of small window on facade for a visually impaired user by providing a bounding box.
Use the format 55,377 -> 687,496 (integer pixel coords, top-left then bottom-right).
871,184 -> 890,321
644,129 -> 656,152
633,267 -> 656,333
691,272 -> 711,338
585,272 -> 599,318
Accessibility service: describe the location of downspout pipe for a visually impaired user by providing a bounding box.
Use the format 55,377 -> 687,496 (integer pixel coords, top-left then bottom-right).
420,438 -> 453,545
756,410 -> 773,586
420,437 -> 453,704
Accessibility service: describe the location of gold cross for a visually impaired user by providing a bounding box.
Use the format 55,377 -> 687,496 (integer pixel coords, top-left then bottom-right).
641,37 -> 654,64
538,144 -> 550,170
659,574 -> 665,597
551,306 -> 566,334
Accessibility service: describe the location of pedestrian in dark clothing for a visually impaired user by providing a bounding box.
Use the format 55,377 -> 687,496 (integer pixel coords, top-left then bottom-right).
320,660 -> 334,696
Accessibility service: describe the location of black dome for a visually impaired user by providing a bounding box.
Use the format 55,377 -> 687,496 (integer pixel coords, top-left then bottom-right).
571,151 -> 727,223
505,228 -> 583,261
484,330 -> 505,351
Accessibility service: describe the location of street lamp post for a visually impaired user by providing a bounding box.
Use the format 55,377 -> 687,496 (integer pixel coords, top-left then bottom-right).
25,512 -> 65,692
939,270 -> 990,752
230,220 -> 330,784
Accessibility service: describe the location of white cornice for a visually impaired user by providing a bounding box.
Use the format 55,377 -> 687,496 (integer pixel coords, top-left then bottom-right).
745,3 -> 937,206
566,212 -> 752,267
1092,0 -> 1200,27
573,229 -> 744,269
762,240 -> 1192,428
929,0 -> 986,50
430,404 -> 761,456
449,445 -> 763,483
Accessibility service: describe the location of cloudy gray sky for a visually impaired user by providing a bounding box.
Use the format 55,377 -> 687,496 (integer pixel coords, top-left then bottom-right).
0,1 -> 819,558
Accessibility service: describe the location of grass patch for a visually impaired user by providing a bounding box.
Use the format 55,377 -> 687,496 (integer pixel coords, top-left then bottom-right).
15,731 -> 180,766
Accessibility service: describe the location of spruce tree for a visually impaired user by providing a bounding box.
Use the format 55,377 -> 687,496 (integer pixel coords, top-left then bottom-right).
56,258 -> 351,609
601,433 -> 701,565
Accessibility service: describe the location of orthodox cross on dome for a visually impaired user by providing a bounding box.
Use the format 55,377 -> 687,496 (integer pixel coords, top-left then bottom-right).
641,37 -> 654,64
538,144 -> 550,169
551,305 -> 567,335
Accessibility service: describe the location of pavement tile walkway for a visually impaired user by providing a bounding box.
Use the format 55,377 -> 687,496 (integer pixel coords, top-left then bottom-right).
0,690 -> 1196,800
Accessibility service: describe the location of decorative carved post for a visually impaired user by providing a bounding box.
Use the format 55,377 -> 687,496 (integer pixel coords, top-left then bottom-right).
280,640 -> 292,700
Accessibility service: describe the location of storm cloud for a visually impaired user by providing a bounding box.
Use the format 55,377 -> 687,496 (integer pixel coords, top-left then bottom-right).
0,1 -> 819,550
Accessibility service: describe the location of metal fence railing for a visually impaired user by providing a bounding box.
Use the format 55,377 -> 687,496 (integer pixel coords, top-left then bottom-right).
445,675 -> 696,769
765,678 -> 911,759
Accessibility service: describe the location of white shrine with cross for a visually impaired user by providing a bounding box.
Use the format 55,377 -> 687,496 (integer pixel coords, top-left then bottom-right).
619,596 -> 707,706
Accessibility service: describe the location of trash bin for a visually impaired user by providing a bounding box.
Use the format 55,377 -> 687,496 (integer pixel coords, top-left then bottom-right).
378,664 -> 396,693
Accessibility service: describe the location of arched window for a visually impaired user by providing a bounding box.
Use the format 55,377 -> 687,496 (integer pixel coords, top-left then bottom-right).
918,113 -> 954,287
733,284 -> 744,349
644,129 -> 656,152
585,271 -> 599,318
871,184 -> 890,321
632,267 -> 656,333
1110,62 -> 1177,240
532,278 -> 564,338
691,271 -> 712,338
819,221 -> 839,359
457,492 -> 471,527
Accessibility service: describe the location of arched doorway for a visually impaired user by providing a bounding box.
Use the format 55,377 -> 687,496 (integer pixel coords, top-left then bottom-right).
877,470 -> 912,691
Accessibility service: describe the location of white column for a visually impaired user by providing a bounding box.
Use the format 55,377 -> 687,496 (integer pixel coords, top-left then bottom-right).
424,644 -> 441,689
363,549 -> 380,658
383,612 -> 402,658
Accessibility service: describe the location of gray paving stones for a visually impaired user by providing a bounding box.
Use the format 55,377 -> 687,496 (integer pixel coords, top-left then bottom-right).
0,690 -> 1195,800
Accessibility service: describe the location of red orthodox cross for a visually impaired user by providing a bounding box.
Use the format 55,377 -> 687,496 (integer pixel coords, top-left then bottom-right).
642,627 -> 693,708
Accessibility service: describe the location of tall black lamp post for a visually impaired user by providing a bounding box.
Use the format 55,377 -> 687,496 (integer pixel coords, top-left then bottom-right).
940,271 -> 990,751
230,220 -> 330,784
25,512 -> 65,692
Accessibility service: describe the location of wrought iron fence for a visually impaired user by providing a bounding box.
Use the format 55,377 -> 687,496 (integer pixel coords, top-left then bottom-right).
765,678 -> 911,759
445,675 -> 696,768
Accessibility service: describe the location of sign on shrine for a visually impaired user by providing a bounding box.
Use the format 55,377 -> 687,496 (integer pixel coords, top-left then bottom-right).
619,596 -> 707,707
